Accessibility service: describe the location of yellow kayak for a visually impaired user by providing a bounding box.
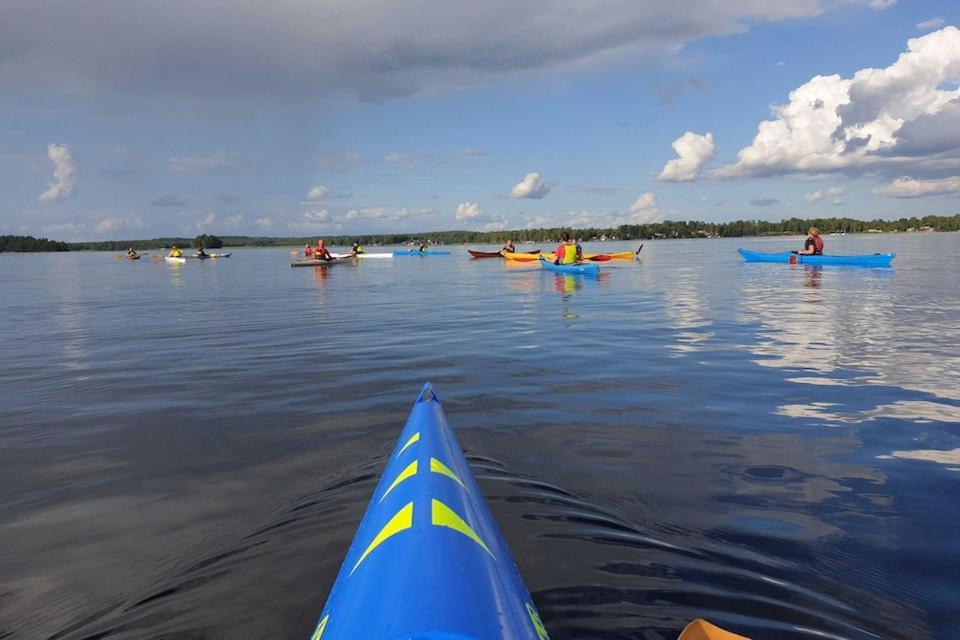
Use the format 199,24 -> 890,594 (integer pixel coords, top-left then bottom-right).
503,250 -> 637,261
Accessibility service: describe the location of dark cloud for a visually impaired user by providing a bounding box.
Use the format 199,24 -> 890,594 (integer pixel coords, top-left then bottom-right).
152,194 -> 190,208
0,1 -> 842,102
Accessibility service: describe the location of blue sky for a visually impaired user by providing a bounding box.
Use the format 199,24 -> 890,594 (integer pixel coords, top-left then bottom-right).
2,0 -> 959,239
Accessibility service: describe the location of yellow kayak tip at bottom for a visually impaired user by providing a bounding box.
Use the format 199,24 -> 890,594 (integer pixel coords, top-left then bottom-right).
678,619 -> 752,640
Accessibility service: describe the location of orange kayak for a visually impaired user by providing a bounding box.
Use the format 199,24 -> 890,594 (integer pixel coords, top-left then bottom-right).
503,250 -> 637,262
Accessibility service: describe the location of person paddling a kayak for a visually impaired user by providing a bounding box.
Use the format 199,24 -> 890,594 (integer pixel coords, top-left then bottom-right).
168,245 -> 183,258
315,239 -> 333,261
196,245 -> 208,257
352,241 -> 364,255
501,239 -> 516,254
554,233 -> 581,265
304,243 -> 314,258
126,247 -> 139,258
796,227 -> 824,255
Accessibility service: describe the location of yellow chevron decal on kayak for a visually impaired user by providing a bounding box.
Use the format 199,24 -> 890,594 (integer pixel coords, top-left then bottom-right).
429,457 -> 467,490
431,499 -> 494,559
379,460 -> 418,503
310,614 -> 329,640
350,502 -> 413,575
397,432 -> 420,457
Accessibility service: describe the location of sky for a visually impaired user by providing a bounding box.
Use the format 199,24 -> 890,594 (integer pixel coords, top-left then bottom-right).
2,0 -> 960,240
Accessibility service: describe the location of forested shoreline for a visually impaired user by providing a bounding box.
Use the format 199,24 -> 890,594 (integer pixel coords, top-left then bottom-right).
2,214 -> 957,252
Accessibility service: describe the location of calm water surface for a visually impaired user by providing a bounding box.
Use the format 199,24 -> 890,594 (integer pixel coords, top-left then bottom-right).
1,235 -> 958,639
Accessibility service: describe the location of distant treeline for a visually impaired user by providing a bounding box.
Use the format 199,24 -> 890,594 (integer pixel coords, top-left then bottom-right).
0,235 -> 71,252
4,214 -> 958,252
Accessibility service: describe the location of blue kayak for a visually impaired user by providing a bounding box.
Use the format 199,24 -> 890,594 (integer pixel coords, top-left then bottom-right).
737,248 -> 895,267
393,249 -> 451,256
539,255 -> 600,276
310,383 -> 550,640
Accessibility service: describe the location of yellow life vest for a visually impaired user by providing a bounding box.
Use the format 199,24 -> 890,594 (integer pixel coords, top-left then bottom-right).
170,249 -> 182,257
355,245 -> 364,254
561,242 -> 577,264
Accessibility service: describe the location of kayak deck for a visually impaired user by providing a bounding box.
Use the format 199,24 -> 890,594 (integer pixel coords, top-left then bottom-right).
311,383 -> 548,639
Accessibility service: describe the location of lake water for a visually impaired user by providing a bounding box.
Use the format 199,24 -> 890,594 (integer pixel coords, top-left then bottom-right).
1,234 -> 958,640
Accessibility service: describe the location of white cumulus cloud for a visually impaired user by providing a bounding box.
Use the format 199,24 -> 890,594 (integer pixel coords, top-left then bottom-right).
304,209 -> 330,221
511,172 -> 551,199
872,176 -> 960,197
455,202 -> 481,220
715,27 -> 960,179
95,216 -> 144,233
805,186 -> 844,202
255,216 -> 274,228
194,212 -> 216,231
628,192 -> 664,223
657,131 -> 715,181
306,186 -> 329,202
38,143 -> 77,203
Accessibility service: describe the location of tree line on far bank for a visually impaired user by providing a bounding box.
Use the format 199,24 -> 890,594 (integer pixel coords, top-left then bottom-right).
3,214 -> 958,252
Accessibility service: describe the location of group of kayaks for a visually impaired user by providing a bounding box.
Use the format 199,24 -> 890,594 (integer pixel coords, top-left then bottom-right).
466,246 -> 644,278
290,249 -> 454,267
310,382 -> 751,640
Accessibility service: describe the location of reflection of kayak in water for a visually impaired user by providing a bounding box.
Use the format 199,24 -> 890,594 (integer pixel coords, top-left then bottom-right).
737,248 -> 895,267
309,383 -> 750,640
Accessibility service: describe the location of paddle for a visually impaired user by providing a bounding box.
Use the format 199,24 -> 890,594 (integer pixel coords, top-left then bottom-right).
636,244 -> 644,255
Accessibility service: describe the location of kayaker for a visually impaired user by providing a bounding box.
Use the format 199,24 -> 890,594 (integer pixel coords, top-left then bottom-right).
797,227 -> 824,255
418,241 -> 428,252
501,240 -> 515,253
126,247 -> 139,258
168,245 -> 183,258
304,244 -> 315,258
553,233 -> 579,265
315,239 -> 333,261
196,245 -> 208,257
352,242 -> 364,255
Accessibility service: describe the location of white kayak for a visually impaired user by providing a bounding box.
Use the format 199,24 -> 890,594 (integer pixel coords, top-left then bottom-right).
165,256 -> 186,264
328,252 -> 394,259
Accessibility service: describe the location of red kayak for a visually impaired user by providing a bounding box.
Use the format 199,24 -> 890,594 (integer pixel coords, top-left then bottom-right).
468,249 -> 539,258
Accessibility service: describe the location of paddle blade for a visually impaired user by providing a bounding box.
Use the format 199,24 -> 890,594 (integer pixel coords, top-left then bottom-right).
678,619 -> 751,640
789,255 -> 798,264
587,254 -> 612,262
